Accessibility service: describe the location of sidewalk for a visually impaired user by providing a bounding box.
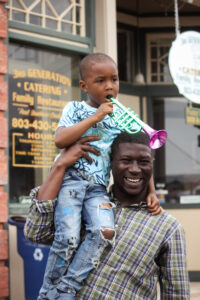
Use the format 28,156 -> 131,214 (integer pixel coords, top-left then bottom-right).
191,282 -> 200,299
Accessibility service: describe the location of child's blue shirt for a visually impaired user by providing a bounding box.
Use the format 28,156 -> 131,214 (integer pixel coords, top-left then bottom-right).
57,101 -> 139,187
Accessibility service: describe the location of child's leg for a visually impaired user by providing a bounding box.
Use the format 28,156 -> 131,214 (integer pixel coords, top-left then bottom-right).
56,184 -> 115,297
37,171 -> 87,300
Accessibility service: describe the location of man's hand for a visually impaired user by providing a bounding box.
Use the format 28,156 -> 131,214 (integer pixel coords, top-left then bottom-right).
56,135 -> 100,168
37,136 -> 100,201
146,193 -> 164,215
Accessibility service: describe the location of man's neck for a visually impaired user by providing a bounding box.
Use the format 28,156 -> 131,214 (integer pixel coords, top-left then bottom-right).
112,185 -> 148,207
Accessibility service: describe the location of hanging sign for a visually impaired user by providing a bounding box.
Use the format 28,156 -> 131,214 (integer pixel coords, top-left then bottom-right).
185,106 -> 200,126
168,31 -> 200,104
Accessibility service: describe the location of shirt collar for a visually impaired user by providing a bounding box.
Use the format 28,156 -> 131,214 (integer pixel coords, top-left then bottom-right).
109,185 -> 148,209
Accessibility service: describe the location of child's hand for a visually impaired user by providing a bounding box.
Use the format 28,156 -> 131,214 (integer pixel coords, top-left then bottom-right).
94,101 -> 113,122
146,193 -> 164,215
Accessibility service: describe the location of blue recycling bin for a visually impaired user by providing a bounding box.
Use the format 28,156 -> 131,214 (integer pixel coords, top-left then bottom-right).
8,216 -> 50,300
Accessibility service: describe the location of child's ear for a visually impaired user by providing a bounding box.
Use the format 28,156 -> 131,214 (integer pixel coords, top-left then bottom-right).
79,80 -> 88,93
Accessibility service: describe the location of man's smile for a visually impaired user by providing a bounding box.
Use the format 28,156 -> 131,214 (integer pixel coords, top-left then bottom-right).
125,177 -> 141,183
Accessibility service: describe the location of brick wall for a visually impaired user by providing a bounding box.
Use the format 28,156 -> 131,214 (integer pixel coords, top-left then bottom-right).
0,0 -> 9,299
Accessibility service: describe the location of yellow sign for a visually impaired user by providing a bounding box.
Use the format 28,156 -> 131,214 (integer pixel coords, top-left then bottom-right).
10,67 -> 71,168
185,106 -> 200,126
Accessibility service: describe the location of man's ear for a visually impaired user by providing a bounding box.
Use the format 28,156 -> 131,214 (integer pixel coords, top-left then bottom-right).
79,80 -> 88,93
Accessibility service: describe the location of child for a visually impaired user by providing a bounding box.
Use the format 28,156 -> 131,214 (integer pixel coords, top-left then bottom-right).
38,53 -> 161,300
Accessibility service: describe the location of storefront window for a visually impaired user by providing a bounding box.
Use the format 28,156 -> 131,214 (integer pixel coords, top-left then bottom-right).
8,43 -> 80,206
7,0 -> 86,36
153,97 -> 200,205
146,34 -> 174,84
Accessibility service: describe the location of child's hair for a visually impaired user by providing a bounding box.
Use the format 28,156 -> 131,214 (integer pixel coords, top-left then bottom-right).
79,53 -> 117,80
110,131 -> 154,161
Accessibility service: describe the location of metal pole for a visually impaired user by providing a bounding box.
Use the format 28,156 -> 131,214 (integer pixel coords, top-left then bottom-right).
174,0 -> 180,37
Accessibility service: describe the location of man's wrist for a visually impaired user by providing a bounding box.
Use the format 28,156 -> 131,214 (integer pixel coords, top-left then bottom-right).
52,156 -> 68,171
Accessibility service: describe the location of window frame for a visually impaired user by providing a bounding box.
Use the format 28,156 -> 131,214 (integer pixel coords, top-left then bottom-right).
146,32 -> 175,85
8,0 -> 95,55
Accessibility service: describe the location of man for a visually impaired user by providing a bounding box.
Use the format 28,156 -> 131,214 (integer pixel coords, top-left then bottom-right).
24,132 -> 190,299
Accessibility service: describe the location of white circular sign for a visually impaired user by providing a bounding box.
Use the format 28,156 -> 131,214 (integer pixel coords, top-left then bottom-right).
168,31 -> 200,104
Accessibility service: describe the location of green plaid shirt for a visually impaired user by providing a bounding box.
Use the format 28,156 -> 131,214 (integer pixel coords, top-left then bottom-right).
24,186 -> 56,245
24,187 -> 190,299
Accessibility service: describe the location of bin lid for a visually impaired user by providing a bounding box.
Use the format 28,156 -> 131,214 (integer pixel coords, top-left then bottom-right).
8,216 -> 26,228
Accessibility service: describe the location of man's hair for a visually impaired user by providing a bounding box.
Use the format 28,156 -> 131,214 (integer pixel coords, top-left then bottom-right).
79,53 -> 117,80
111,131 -> 152,160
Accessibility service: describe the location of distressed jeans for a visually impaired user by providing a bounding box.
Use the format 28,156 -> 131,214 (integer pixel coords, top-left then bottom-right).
38,169 -> 115,300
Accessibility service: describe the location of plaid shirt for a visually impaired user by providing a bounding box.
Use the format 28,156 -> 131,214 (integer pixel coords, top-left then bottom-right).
24,187 -> 190,299
24,186 -> 56,245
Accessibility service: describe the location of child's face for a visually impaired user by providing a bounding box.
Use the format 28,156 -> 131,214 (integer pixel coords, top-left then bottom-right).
80,60 -> 119,108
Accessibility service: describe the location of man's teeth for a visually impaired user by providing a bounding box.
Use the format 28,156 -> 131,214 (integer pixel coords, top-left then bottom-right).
126,178 -> 140,183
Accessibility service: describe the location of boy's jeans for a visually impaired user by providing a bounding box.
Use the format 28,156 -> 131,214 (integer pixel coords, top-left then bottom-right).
38,169 -> 115,299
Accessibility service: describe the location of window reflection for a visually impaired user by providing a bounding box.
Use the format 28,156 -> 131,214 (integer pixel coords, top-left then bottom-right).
8,43 -> 80,205
153,97 -> 200,205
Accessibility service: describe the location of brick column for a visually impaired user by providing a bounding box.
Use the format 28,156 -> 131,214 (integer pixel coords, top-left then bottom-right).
0,0 -> 9,299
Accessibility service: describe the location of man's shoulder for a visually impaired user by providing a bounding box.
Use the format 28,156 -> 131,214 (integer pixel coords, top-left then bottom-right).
161,210 -> 181,223
153,209 -> 180,225
154,210 -> 185,236
120,207 -> 183,233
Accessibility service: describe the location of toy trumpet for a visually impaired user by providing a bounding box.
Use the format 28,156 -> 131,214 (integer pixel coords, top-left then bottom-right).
107,95 -> 167,149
